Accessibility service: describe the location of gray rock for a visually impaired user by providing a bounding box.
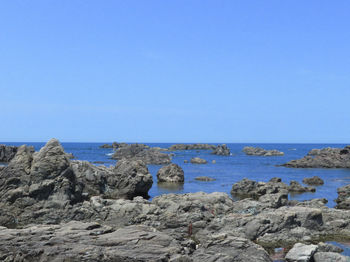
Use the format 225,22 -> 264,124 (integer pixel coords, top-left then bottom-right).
283,146 -> 350,168
212,160 -> 216,164
195,176 -> 216,181
285,243 -> 318,262
302,176 -> 324,186
0,144 -> 17,162
289,180 -> 316,193
157,164 -> 184,183
317,242 -> 343,253
190,157 -> 207,164
243,146 -> 284,156
184,160 -> 189,163
211,144 -> 230,156
335,184 -> 350,210
313,252 -> 349,262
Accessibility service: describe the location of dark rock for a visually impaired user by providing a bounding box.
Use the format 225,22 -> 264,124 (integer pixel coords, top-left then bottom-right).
99,142 -> 128,149
190,157 -> 207,164
211,144 -> 230,156
195,176 -> 216,181
111,144 -> 171,165
282,146 -> 350,168
169,144 -> 216,151
184,160 -> 189,163
302,176 -> 324,186
157,164 -> 184,183
0,144 -> 17,162
243,146 -> 284,156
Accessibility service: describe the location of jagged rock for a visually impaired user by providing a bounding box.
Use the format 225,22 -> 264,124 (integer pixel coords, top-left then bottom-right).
111,144 -> 171,165
169,144 -> 216,151
100,142 -> 129,149
0,222 -> 183,262
283,146 -> 350,168
302,176 -> 324,186
243,146 -> 284,156
211,144 -> 230,156
335,184 -> 350,209
157,164 -> 184,183
313,252 -> 349,262
190,157 -> 207,164
195,176 -> 216,181
0,145 -> 17,162
285,243 -> 318,262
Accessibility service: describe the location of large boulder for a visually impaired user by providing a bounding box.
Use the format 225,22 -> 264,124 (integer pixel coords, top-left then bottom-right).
282,146 -> 350,168
157,164 -> 184,183
243,146 -> 284,156
285,243 -> 318,262
0,144 -> 17,162
211,144 -> 230,156
313,252 -> 349,262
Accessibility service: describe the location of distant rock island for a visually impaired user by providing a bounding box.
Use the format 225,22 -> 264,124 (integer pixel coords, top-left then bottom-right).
283,146 -> 350,168
243,146 -> 284,156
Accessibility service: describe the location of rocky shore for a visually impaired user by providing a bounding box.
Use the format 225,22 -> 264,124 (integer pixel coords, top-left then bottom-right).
282,146 -> 350,168
0,144 -> 18,162
0,139 -> 349,261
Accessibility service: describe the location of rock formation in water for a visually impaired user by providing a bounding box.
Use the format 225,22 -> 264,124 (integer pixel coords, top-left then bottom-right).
303,176 -> 324,186
211,144 -> 230,156
157,163 -> 184,183
243,146 -> 284,156
111,143 -> 171,165
190,157 -> 208,164
283,146 -> 350,168
0,144 -> 18,162
168,143 -> 216,151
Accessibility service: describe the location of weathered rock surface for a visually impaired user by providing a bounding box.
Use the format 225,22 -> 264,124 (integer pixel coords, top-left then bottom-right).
302,176 -> 324,185
211,144 -> 230,156
0,221 -> 183,262
335,184 -> 350,210
0,144 -> 18,162
111,144 -> 171,165
243,146 -> 284,156
313,252 -> 349,262
169,144 -> 216,151
190,157 -> 207,164
195,176 -> 216,181
99,142 -> 127,149
283,146 -> 350,168
157,164 -> 184,183
285,243 -> 318,262
289,180 -> 315,193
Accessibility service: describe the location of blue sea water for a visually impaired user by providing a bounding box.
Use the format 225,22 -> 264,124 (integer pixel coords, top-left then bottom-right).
2,142 -> 350,208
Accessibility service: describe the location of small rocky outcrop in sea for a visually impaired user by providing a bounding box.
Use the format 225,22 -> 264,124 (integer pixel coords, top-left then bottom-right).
168,143 -> 216,151
282,146 -> 350,168
157,164 -> 184,183
195,176 -> 216,181
231,178 -> 315,201
335,184 -> 350,210
111,143 -> 171,165
99,142 -> 128,149
243,146 -> 284,156
302,176 -> 324,186
190,157 -> 208,164
0,144 -> 18,162
211,144 -> 230,156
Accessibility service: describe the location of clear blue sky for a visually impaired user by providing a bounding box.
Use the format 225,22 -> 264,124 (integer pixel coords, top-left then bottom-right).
1,1 -> 349,143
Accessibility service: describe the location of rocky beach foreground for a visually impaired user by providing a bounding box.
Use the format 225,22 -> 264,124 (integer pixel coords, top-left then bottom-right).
0,140 -> 350,261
